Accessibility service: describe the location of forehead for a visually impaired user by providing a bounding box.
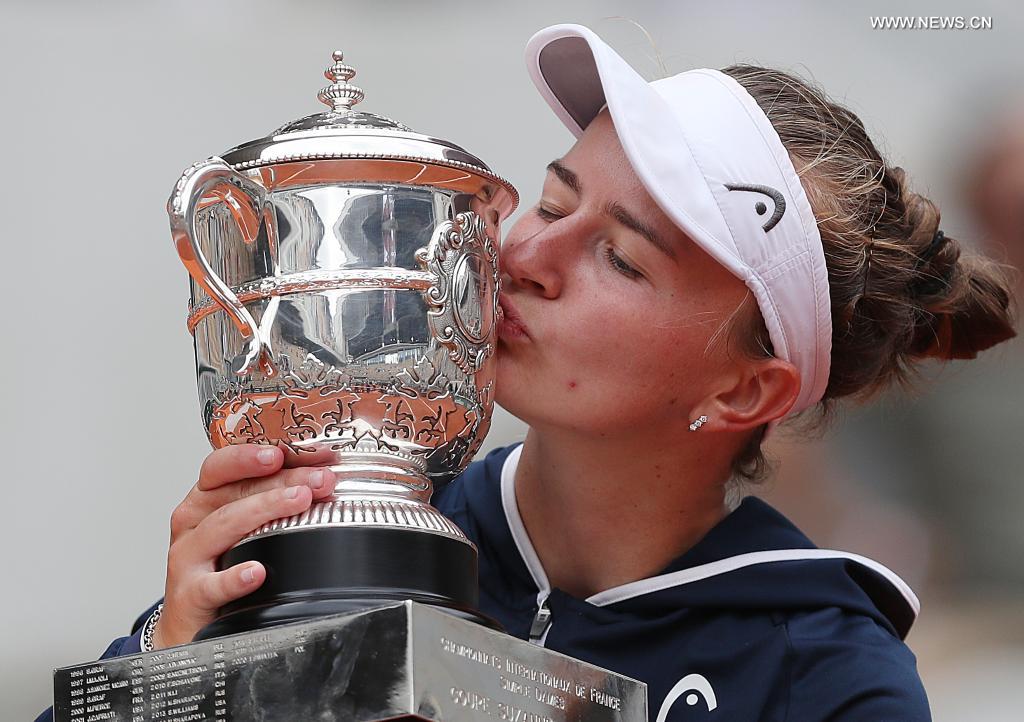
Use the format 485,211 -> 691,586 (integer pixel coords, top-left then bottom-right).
555,112 -> 696,253
560,112 -> 644,190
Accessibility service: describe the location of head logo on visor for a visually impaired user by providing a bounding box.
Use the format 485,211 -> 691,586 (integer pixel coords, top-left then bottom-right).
724,183 -> 787,232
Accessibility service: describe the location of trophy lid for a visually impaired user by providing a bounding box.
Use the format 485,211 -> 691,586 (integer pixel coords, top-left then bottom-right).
219,51 -> 517,211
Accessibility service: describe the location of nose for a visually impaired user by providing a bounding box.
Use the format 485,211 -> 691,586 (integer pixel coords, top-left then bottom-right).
499,214 -> 567,298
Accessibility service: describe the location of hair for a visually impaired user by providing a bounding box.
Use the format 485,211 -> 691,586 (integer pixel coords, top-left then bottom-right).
718,64 -> 1018,483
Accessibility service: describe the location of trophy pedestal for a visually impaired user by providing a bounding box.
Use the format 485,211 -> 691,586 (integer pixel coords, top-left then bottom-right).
197,526 -> 492,640
53,601 -> 647,721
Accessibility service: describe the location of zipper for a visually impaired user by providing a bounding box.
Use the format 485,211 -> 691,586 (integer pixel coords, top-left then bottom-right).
528,595 -> 552,645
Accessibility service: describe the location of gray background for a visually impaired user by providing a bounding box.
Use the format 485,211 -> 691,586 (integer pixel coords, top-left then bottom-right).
3,1 -> 1021,719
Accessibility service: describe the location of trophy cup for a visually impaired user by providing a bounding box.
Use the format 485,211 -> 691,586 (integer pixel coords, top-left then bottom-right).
168,50 -> 513,638
51,50 -> 646,721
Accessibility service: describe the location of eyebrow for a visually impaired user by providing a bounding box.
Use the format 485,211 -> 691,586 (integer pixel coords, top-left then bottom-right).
546,159 -> 677,260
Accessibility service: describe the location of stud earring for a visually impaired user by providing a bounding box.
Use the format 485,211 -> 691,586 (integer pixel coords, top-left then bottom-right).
688,415 -> 709,432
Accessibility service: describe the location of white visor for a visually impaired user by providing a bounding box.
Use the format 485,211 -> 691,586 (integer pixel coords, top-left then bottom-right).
524,24 -> 832,418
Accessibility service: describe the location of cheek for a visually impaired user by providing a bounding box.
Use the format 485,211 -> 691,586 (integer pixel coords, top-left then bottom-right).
493,306 -> 717,431
557,303 -> 708,398
615,278 -> 743,371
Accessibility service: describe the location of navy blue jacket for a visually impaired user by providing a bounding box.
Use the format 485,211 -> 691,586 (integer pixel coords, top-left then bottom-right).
433,444 -> 930,720
38,443 -> 930,721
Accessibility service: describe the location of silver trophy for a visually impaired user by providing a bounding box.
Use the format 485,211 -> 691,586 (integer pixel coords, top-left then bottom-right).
168,51 -> 517,637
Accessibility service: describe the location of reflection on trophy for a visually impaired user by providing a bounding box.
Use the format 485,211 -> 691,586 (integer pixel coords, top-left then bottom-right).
168,51 -> 517,638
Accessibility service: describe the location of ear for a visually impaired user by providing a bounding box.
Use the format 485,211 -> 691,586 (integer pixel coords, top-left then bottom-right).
696,359 -> 801,432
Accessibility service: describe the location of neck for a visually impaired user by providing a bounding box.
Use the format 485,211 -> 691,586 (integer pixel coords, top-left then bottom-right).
513,424 -> 732,599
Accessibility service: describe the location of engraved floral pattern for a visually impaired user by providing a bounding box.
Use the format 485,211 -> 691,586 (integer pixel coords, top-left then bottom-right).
207,354 -> 484,472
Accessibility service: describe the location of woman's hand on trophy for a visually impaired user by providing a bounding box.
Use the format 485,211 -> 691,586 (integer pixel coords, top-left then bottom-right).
152,444 -> 336,649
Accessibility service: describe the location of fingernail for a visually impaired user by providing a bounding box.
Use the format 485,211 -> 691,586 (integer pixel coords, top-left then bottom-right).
241,565 -> 256,584
285,486 -> 300,499
257,448 -> 277,465
309,469 -> 326,490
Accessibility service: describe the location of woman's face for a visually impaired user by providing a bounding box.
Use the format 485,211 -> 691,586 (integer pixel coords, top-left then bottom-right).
495,110 -> 752,437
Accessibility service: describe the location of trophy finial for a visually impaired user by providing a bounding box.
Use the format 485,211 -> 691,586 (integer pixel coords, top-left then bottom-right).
318,49 -> 365,112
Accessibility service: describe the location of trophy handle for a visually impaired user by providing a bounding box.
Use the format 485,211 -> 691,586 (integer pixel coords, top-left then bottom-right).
168,157 -> 276,377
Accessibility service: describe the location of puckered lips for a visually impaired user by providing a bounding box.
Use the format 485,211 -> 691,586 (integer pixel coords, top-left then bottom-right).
497,293 -> 530,341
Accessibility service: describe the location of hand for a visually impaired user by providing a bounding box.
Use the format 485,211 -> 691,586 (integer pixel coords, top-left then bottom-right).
151,444 -> 336,648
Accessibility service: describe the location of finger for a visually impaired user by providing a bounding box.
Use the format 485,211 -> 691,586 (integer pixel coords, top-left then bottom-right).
187,484 -> 316,561
227,466 -> 336,505
172,467 -> 335,538
193,561 -> 267,613
280,445 -> 338,469
197,444 -> 283,491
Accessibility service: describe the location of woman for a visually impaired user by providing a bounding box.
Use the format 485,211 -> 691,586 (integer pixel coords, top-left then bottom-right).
41,24 -> 1015,721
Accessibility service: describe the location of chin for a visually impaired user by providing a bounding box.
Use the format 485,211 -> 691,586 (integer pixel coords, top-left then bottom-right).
492,381 -> 529,425
493,377 -> 550,430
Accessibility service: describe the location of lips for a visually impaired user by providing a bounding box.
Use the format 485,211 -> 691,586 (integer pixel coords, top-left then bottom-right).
498,293 -> 530,340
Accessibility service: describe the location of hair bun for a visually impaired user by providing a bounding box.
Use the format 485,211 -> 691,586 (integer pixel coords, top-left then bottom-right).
908,232 -> 1017,360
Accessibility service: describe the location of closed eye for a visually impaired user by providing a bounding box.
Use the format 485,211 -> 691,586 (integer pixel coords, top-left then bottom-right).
535,206 -> 562,222
536,206 -> 642,280
604,247 -> 641,279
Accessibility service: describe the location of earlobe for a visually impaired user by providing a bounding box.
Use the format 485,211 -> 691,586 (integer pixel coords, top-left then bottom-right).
699,360 -> 801,431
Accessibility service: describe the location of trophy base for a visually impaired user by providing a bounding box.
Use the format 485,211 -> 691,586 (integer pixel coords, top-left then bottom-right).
197,525 -> 490,641
54,602 -> 647,721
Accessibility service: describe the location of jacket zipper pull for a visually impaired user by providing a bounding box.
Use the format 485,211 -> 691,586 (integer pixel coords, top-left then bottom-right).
529,597 -> 552,644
